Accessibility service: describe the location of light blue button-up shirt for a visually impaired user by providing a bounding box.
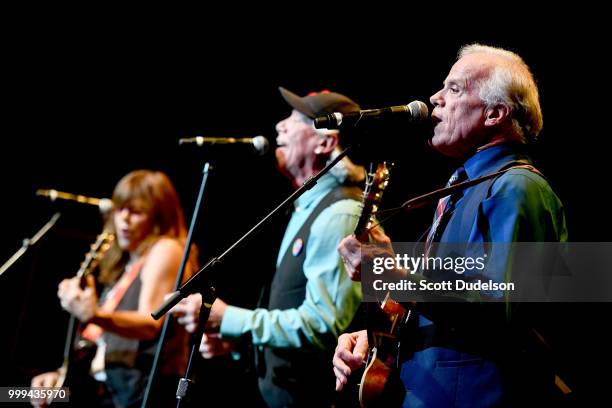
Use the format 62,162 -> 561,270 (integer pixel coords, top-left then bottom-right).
220,173 -> 362,349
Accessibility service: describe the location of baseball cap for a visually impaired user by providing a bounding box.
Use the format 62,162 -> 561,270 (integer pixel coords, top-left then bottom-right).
279,87 -> 360,119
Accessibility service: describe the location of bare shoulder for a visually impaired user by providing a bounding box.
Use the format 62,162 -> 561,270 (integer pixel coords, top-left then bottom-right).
149,237 -> 183,258
141,238 -> 183,278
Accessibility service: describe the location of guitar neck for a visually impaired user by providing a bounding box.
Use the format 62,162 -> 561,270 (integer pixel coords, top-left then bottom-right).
62,315 -> 80,362
354,162 -> 392,243
354,221 -> 371,243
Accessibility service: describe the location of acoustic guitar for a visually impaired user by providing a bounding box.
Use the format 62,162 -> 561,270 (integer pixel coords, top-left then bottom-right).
354,163 -> 410,408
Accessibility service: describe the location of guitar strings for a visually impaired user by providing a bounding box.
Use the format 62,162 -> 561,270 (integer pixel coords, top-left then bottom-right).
361,205 -> 431,245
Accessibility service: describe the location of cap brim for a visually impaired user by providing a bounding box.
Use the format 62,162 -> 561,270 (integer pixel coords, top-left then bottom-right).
279,86 -> 316,118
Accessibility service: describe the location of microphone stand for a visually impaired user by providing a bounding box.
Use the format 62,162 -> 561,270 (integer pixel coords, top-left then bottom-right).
147,146 -> 351,407
0,212 -> 61,277
175,286 -> 216,407
141,163 -> 212,408
151,145 -> 353,320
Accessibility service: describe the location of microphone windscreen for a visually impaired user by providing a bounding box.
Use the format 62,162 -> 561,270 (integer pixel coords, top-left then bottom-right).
252,136 -> 269,155
408,100 -> 429,123
98,198 -> 114,214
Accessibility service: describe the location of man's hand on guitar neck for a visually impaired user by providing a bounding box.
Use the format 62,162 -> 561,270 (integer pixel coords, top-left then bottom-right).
337,225 -> 394,282
333,330 -> 369,391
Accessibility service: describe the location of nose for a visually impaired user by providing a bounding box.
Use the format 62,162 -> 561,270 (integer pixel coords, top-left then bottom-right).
275,118 -> 287,134
116,207 -> 130,222
430,89 -> 444,107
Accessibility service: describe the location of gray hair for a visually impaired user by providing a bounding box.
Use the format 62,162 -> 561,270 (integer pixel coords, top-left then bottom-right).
295,111 -> 364,184
459,44 -> 543,142
326,146 -> 365,184
313,127 -> 365,184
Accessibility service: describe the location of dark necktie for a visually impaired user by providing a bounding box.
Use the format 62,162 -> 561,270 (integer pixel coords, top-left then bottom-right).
425,166 -> 468,254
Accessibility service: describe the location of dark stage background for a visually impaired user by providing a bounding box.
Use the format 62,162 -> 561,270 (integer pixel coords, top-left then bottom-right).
1,24 -> 608,405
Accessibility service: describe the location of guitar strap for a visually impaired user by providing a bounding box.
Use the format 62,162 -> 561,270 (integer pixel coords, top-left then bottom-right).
81,255 -> 147,342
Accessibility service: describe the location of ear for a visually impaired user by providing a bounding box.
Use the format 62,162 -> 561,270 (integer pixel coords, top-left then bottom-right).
484,104 -> 511,127
314,133 -> 338,155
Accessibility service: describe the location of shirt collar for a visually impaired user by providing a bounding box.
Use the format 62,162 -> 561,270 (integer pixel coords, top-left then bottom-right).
463,143 -> 532,179
293,173 -> 340,211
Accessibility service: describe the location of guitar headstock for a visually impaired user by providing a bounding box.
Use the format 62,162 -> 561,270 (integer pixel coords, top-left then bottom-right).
76,231 -> 115,280
354,162 -> 393,242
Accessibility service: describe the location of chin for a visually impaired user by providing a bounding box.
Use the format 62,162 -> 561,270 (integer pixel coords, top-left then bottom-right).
431,137 -> 464,160
275,148 -> 285,167
116,237 -> 130,251
274,157 -> 287,176
430,135 -> 449,153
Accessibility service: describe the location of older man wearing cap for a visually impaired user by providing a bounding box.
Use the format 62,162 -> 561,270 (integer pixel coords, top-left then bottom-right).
171,87 -> 365,407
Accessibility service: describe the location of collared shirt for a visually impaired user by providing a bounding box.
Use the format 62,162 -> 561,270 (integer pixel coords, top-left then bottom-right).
444,143 -> 568,244
220,173 -> 362,349
423,143 -> 568,305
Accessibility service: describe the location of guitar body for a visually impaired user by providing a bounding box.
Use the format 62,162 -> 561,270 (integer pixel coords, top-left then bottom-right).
352,163 -> 410,407
360,348 -> 390,404
359,296 -> 410,407
50,339 -> 98,405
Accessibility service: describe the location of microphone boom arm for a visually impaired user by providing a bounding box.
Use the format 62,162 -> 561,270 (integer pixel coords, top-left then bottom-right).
151,145 -> 353,319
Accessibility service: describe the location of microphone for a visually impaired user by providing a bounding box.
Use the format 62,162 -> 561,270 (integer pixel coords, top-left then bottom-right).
178,135 -> 269,155
36,189 -> 114,214
314,100 -> 429,129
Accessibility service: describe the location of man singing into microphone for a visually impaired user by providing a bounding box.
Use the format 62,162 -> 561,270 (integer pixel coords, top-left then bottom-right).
334,44 -> 568,406
171,87 -> 366,407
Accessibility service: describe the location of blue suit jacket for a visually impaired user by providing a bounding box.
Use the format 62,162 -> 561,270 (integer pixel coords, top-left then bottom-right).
400,144 -> 568,407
